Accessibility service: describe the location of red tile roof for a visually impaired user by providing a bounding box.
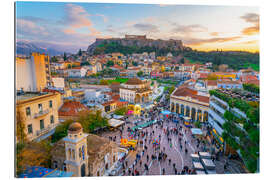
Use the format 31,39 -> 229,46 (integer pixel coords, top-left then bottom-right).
172,87 -> 209,104
42,88 -> 64,95
58,101 -> 88,117
207,80 -> 217,86
102,100 -> 116,107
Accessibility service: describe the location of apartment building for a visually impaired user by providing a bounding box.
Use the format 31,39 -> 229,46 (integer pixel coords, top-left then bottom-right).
16,92 -> 61,141
16,52 -> 51,91
208,89 -> 259,161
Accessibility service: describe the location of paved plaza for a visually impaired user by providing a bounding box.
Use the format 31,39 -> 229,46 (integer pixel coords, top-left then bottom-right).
97,90 -> 247,176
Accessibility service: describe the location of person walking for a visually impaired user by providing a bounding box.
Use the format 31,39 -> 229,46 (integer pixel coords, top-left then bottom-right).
174,168 -> 178,175
169,159 -> 171,165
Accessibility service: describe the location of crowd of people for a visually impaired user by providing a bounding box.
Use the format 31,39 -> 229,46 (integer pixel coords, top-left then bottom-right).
103,89 -> 232,176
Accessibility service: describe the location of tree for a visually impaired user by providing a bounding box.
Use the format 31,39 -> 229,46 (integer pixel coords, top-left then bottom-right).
106,60 -> 114,67
78,48 -> 82,56
194,121 -> 201,128
137,71 -> 143,77
81,61 -> 90,66
132,61 -> 138,66
168,86 -> 175,95
180,58 -> 185,64
114,107 -> 128,116
100,79 -> 109,85
78,110 -> 109,133
63,52 -> 67,61
50,56 -> 58,63
51,119 -> 73,143
16,109 -> 27,144
16,140 -> 53,176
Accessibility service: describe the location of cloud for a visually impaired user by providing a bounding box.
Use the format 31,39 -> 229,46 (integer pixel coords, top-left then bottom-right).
241,40 -> 258,44
210,32 -> 219,36
240,13 -> 259,24
61,4 -> 100,36
133,23 -> 159,33
172,24 -> 208,34
240,13 -> 259,35
16,18 -> 49,36
16,4 -> 104,53
182,36 -> 242,46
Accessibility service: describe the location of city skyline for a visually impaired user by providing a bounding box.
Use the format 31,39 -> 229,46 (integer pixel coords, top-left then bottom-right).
16,2 -> 259,53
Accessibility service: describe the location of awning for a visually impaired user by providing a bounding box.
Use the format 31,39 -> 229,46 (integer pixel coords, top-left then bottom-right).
161,110 -> 171,115
212,129 -> 224,145
191,128 -> 203,135
108,119 -> 125,128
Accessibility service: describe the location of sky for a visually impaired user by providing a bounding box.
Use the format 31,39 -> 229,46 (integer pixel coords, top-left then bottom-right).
16,2 -> 259,53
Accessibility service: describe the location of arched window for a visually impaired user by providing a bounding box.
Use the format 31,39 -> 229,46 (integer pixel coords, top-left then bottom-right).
82,145 -> 85,160
72,149 -> 75,160
79,147 -> 82,159
68,148 -> 72,160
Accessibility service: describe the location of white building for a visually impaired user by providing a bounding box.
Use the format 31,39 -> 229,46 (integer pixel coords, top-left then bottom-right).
67,67 -> 88,77
120,78 -> 152,104
52,77 -> 65,90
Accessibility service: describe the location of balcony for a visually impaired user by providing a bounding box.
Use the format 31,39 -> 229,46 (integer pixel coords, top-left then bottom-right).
209,109 -> 226,125
210,101 -> 226,115
35,123 -> 58,141
208,117 -> 224,136
34,109 -> 50,119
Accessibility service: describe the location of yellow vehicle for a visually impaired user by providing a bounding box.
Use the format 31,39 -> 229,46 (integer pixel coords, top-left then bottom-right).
121,139 -> 138,148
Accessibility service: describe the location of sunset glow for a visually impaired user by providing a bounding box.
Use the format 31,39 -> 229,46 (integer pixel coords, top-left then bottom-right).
16,2 -> 259,53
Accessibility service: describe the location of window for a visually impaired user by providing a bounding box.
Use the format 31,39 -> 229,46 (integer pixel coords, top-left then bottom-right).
26,107 -> 31,116
79,147 -> 82,158
49,100 -> 53,108
27,124 -> 33,134
38,104 -> 43,113
40,119 -> 44,130
50,115 -> 54,124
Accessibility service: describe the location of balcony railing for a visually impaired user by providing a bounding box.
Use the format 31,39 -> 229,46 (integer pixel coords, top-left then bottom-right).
34,109 -> 50,119
36,123 -> 57,137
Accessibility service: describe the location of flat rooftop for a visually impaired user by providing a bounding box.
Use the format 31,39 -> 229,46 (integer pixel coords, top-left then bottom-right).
16,92 -> 48,101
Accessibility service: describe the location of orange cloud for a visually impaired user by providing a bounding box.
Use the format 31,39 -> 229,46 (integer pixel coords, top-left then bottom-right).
241,25 -> 259,35
185,36 -> 241,46
63,4 -> 100,36
210,32 -> 219,36
240,13 -> 259,35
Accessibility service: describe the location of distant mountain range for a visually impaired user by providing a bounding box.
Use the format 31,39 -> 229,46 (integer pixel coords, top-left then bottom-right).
16,41 -> 64,56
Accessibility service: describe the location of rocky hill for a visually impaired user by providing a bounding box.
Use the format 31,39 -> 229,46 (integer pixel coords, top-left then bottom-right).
87,35 -> 187,55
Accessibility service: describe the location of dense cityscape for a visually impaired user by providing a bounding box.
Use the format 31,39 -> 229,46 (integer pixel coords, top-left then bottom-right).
15,2 -> 259,178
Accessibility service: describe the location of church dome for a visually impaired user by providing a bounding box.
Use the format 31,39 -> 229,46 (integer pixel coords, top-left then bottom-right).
125,78 -> 143,85
68,122 -> 82,134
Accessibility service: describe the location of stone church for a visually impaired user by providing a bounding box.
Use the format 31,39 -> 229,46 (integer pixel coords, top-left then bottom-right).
51,122 -> 120,177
